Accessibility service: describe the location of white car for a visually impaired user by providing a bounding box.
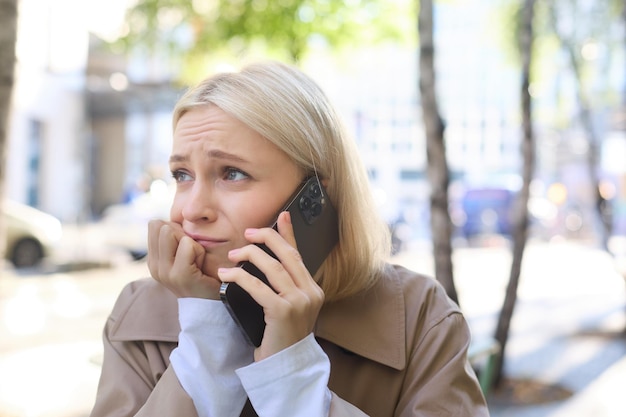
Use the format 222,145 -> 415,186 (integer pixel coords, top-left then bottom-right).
100,180 -> 174,259
2,200 -> 63,268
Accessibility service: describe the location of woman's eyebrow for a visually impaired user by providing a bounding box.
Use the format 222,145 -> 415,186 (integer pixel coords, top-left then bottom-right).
169,154 -> 187,163
169,150 -> 250,164
206,149 -> 249,163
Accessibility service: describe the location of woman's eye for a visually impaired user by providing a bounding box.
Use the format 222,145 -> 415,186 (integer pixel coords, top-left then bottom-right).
224,167 -> 249,181
171,170 -> 192,183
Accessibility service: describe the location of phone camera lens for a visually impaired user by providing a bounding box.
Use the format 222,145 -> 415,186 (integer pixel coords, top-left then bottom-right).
300,196 -> 311,211
309,183 -> 321,198
310,202 -> 322,217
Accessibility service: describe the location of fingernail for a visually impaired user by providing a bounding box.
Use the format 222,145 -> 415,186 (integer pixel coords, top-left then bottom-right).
218,267 -> 231,276
245,228 -> 258,236
228,248 -> 239,256
284,211 -> 292,224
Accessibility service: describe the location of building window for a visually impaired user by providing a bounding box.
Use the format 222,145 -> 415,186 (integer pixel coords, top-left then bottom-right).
27,119 -> 43,206
400,169 -> 424,181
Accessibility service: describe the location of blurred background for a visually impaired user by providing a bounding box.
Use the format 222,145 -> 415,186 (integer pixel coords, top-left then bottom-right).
1,0 -> 625,416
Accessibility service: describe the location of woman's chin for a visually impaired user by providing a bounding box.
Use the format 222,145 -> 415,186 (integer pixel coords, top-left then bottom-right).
202,257 -> 235,282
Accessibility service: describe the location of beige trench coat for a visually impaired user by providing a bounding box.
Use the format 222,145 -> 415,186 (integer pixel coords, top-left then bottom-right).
90,264 -> 489,416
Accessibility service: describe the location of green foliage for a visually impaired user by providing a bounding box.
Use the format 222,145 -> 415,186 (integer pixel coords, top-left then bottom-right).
491,0 -> 524,66
492,0 -> 624,122
494,0 -> 623,68
541,0 -> 624,110
114,0 -> 413,83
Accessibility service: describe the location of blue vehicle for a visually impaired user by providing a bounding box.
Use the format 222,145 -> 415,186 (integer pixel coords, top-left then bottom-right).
459,187 -> 516,238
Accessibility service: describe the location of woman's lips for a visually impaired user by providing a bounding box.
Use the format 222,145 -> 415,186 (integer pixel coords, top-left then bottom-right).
197,239 -> 226,249
186,233 -> 227,249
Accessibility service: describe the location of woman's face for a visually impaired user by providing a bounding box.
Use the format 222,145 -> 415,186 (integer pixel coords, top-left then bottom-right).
169,104 -> 303,278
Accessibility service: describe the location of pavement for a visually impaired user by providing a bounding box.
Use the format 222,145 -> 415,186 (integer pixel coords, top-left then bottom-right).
392,237 -> 626,417
1,230 -> 625,417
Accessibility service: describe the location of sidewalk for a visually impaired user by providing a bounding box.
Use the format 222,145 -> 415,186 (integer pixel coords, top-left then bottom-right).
392,239 -> 626,417
550,354 -> 626,417
1,237 -> 625,416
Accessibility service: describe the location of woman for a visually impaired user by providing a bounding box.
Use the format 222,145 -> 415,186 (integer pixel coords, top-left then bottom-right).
90,61 -> 490,417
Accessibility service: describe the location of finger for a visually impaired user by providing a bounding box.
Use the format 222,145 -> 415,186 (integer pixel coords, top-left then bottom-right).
274,211 -> 321,289
170,236 -> 219,299
171,235 -> 204,276
218,265 -> 280,305
226,242 -> 288,286
275,211 -> 298,250
148,221 -> 176,280
147,219 -> 166,274
228,237 -> 308,294
156,224 -> 180,280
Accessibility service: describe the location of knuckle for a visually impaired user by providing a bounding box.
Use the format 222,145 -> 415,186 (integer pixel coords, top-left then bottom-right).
268,257 -> 286,275
247,274 -> 268,290
286,246 -> 303,263
313,287 -> 325,304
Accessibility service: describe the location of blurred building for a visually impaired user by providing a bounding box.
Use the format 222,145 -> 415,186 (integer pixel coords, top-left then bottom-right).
4,0 -> 625,245
6,0 -> 178,220
85,36 -> 179,215
6,0 -> 91,221
312,0 -> 527,241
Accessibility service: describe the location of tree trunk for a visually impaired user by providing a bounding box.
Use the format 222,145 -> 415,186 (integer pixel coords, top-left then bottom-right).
565,42 -> 610,250
0,0 -> 19,261
548,3 -> 611,250
492,0 -> 536,388
418,0 -> 458,305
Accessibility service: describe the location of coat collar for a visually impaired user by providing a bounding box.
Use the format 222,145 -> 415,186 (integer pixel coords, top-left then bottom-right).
316,266 -> 407,370
109,278 -> 181,342
109,266 -> 407,371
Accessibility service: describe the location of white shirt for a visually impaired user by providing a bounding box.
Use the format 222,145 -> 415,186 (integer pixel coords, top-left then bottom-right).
170,298 -> 332,417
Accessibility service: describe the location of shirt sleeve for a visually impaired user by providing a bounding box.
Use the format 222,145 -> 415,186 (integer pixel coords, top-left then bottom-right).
170,298 -> 254,417
236,333 -> 332,417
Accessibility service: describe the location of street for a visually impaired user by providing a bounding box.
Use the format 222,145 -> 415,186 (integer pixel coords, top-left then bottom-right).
0,261 -> 149,417
1,239 -> 625,417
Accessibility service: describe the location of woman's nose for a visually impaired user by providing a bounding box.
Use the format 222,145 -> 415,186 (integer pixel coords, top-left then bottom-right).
181,182 -> 218,222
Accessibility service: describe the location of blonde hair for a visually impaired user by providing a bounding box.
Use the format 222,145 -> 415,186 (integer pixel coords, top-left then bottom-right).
173,61 -> 391,301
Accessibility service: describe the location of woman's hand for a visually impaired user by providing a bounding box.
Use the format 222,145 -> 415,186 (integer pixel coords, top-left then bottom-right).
218,211 -> 325,361
147,219 -> 221,299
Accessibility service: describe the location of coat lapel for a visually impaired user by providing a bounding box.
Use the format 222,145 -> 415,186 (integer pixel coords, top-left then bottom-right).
316,265 -> 407,370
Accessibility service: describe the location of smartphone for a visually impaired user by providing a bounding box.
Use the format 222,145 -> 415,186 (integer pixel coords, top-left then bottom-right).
219,176 -> 339,347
